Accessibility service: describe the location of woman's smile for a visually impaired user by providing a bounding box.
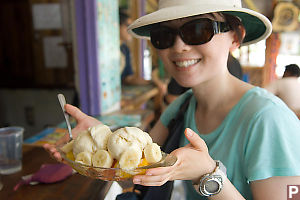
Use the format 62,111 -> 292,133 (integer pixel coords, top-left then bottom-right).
174,59 -> 201,68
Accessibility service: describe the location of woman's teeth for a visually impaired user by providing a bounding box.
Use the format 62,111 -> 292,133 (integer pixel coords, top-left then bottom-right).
175,59 -> 199,68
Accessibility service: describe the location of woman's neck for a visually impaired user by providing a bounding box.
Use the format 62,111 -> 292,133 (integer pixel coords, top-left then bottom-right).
193,74 -> 252,134
194,74 -> 251,116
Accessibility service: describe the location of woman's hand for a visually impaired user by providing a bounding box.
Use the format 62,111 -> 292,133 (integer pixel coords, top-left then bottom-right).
133,128 -> 216,186
63,104 -> 102,137
43,104 -> 101,162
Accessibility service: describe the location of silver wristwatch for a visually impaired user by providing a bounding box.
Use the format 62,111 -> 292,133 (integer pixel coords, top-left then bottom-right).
193,160 -> 227,197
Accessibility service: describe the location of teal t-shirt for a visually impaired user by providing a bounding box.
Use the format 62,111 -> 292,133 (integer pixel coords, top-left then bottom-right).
160,87 -> 300,199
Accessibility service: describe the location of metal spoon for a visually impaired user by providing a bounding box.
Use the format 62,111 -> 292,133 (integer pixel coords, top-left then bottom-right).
57,94 -> 73,140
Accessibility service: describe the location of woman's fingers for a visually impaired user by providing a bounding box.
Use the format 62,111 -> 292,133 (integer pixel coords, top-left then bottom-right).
65,104 -> 87,122
43,143 -> 54,154
132,130 -> 214,187
133,168 -> 172,186
146,166 -> 174,176
43,143 -> 63,162
64,104 -> 101,136
184,128 -> 208,152
53,151 -> 63,162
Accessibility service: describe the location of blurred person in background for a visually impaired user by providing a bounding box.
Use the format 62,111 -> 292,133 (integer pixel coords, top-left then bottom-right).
119,10 -> 150,85
265,64 -> 300,114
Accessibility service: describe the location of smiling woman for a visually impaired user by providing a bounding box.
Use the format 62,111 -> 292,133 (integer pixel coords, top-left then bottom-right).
126,0 -> 300,199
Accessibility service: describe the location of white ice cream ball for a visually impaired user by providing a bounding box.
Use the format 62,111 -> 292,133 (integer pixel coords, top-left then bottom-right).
124,127 -> 153,149
88,124 -> 112,150
72,130 -> 97,156
107,128 -> 133,160
107,127 -> 153,160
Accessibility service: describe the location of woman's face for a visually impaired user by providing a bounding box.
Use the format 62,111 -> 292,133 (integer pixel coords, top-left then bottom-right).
157,14 -> 235,88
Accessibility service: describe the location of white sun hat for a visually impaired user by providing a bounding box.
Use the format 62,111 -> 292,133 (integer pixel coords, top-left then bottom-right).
128,0 -> 272,46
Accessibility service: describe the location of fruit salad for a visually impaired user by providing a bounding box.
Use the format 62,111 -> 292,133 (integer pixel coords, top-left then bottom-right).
60,125 -> 162,174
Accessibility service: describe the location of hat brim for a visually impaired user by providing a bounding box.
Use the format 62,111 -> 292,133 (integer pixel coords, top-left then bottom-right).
128,5 -> 272,46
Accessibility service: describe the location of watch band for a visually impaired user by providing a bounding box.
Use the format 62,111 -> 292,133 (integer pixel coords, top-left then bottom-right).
193,160 -> 227,196
217,160 -> 227,176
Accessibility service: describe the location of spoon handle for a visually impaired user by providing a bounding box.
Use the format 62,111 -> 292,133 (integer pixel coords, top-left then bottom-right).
57,94 -> 73,140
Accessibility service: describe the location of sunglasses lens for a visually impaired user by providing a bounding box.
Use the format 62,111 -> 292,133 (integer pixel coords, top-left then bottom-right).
150,19 -> 220,49
150,26 -> 175,49
181,19 -> 214,45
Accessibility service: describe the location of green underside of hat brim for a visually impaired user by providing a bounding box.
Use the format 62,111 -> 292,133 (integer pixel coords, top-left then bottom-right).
132,11 -> 267,45
224,11 -> 267,44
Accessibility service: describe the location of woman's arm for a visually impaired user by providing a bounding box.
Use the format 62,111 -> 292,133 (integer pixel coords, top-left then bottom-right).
133,128 -> 244,200
251,176 -> 300,200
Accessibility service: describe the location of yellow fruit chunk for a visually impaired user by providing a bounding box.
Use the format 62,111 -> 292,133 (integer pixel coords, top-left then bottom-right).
119,170 -> 134,179
138,158 -> 149,167
114,158 -> 149,178
113,161 -> 132,178
66,151 -> 75,161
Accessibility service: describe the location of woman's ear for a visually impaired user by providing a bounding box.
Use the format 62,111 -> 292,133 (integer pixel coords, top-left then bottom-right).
229,36 -> 240,52
230,25 -> 246,52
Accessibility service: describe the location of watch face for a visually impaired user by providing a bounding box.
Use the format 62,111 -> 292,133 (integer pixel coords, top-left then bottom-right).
201,175 -> 223,196
204,179 -> 220,193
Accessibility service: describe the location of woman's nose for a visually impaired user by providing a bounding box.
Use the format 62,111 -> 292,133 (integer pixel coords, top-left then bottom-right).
172,35 -> 192,52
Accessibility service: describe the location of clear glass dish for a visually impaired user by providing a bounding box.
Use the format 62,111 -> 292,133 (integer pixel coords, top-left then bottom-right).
57,146 -> 177,181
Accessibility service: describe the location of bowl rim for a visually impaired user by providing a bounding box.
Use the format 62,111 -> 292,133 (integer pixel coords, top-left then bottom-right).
56,145 -> 176,171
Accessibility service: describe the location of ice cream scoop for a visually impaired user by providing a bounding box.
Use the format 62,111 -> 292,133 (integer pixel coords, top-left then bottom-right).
72,130 -> 97,156
107,127 -> 153,160
124,127 -> 153,149
89,124 -> 112,150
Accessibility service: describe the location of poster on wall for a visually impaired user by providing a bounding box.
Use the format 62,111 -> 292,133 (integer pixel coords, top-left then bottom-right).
97,0 -> 121,114
43,36 -> 67,68
32,3 -> 62,30
279,32 -> 300,55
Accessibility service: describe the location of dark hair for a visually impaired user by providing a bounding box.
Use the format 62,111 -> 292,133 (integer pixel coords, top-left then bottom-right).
119,9 -> 130,26
285,64 -> 300,77
223,13 -> 244,45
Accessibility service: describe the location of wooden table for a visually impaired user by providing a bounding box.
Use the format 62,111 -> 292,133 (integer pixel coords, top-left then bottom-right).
0,146 -> 112,200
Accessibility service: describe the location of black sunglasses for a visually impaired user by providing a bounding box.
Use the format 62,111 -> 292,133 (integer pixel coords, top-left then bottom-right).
150,18 -> 231,49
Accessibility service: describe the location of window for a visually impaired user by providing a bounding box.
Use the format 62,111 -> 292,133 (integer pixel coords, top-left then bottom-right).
233,40 -> 266,67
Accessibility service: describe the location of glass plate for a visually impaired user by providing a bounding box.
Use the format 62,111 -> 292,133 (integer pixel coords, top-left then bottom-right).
57,146 -> 177,181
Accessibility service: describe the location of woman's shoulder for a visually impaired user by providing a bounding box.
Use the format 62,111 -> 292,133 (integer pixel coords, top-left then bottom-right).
238,87 -> 298,122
